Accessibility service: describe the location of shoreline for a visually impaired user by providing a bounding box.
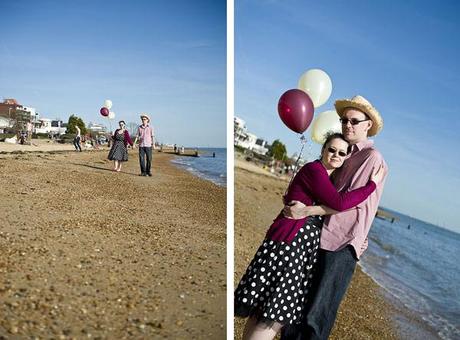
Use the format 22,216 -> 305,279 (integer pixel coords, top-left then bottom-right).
0,149 -> 226,338
234,159 -> 435,339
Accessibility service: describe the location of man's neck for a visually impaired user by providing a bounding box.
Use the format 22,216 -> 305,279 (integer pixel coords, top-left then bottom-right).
349,137 -> 368,145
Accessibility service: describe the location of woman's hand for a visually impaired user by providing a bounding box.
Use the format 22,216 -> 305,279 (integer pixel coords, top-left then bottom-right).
283,201 -> 308,219
370,164 -> 385,184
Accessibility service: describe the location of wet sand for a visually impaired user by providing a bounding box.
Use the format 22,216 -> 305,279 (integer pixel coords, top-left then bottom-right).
0,148 -> 226,339
234,161 -> 434,339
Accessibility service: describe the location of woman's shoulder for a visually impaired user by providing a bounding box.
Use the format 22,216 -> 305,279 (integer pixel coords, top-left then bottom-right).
296,160 -> 326,178
301,159 -> 324,172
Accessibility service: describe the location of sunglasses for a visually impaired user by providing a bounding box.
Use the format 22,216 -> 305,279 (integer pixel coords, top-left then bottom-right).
327,147 -> 347,157
340,118 -> 369,125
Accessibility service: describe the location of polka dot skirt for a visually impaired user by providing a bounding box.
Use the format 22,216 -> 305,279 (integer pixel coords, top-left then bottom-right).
234,216 -> 322,325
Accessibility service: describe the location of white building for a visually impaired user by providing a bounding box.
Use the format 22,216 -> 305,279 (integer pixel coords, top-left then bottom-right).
0,116 -> 13,133
87,122 -> 107,133
234,116 -> 269,155
34,118 -> 66,135
252,138 -> 270,155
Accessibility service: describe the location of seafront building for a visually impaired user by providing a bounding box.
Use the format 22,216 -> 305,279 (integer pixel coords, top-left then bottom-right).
234,116 -> 269,156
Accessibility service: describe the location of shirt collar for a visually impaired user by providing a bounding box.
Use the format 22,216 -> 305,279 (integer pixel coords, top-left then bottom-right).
351,139 -> 373,153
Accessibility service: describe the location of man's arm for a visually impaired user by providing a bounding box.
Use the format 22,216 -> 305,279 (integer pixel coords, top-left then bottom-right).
133,127 -> 140,147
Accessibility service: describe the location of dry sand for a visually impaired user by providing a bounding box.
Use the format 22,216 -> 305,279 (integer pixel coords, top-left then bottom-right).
234,162 -> 402,340
0,147 -> 226,339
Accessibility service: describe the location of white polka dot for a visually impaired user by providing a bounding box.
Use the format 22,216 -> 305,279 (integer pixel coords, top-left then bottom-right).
242,298 -> 247,303
251,291 -> 255,295
279,316 -> 284,321
260,267 -> 265,272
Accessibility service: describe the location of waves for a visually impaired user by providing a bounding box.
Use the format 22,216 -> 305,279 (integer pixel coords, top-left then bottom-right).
170,148 -> 226,187
360,212 -> 460,339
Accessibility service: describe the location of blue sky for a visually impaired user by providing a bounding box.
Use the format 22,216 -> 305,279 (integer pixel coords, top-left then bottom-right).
0,0 -> 226,147
235,0 -> 460,233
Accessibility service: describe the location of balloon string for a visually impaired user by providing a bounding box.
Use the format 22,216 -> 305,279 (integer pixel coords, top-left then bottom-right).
284,134 -> 307,197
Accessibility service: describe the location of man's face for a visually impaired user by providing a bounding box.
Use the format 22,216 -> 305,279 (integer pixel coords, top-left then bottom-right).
341,108 -> 373,144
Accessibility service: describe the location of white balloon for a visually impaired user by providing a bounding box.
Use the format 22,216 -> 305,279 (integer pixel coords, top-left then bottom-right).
108,111 -> 115,119
310,110 -> 342,144
104,99 -> 113,109
298,69 -> 332,108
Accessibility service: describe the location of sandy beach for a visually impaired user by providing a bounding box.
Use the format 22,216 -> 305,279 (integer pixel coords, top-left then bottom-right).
0,144 -> 226,339
233,159 -> 431,339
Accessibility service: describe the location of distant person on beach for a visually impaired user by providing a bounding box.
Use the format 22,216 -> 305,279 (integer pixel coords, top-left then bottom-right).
234,132 -> 385,340
73,126 -> 82,152
281,95 -> 388,340
107,120 -> 133,172
133,113 -> 154,177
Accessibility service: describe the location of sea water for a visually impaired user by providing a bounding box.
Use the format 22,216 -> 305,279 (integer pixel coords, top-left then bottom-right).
170,147 -> 226,187
360,208 -> 460,339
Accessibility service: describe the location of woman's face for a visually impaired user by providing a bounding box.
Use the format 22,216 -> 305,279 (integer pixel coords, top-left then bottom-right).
321,138 -> 349,169
119,122 -> 125,128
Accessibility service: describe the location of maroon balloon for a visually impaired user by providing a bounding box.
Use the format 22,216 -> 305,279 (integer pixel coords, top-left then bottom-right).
100,107 -> 109,117
278,89 -> 314,133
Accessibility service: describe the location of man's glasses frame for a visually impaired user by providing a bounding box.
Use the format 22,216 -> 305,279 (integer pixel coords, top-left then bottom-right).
339,118 -> 369,126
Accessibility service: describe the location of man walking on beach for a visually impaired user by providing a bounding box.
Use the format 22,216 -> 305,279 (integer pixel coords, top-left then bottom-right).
281,95 -> 388,340
133,113 -> 154,177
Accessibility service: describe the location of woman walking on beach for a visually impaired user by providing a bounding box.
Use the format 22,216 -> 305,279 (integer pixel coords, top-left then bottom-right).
234,133 -> 384,340
107,120 -> 133,172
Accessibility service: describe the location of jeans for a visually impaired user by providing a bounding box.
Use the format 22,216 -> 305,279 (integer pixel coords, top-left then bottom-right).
139,146 -> 152,174
73,136 -> 81,151
281,246 -> 357,340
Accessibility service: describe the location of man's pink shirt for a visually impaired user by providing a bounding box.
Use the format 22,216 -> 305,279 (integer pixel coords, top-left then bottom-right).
137,124 -> 154,147
320,140 -> 388,258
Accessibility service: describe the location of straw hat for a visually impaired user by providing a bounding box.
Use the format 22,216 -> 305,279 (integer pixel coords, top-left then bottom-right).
140,113 -> 150,122
334,95 -> 383,136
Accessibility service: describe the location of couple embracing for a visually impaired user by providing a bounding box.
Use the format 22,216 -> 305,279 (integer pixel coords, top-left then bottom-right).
235,95 -> 388,340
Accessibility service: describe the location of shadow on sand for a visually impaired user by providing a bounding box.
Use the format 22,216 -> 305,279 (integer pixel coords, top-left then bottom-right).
71,163 -> 141,177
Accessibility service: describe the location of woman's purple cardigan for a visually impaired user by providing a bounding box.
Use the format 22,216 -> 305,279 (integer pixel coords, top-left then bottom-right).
265,160 -> 376,243
113,129 -> 133,147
